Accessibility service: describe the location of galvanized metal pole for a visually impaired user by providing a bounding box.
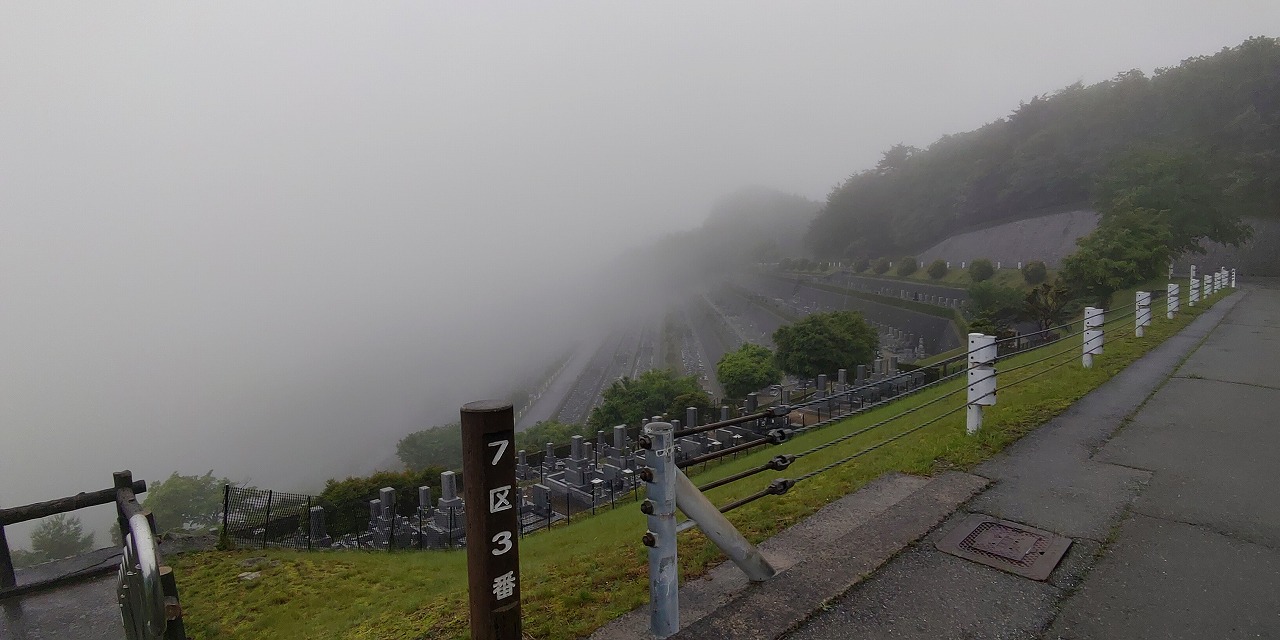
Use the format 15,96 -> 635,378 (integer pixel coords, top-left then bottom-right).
460,400 -> 521,640
642,421 -> 678,638
672,469 -> 775,582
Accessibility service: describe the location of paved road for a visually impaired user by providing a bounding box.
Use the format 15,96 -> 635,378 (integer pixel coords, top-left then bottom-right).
788,281 -> 1278,639
0,575 -> 120,640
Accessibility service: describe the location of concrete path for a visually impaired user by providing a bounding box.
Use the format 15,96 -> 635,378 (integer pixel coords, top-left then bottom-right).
787,282 -> 1278,639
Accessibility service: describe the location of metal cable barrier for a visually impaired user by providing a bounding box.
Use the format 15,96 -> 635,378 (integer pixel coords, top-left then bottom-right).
635,273 -> 1235,638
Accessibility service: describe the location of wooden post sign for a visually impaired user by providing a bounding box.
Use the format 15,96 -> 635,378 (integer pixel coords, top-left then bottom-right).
461,400 -> 521,640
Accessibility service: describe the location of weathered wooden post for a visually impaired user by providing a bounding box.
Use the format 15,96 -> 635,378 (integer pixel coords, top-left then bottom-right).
461,401 -> 521,640
0,517 -> 14,589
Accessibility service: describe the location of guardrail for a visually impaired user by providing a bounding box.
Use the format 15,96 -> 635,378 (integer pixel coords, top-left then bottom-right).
0,475 -> 147,593
633,266 -> 1237,638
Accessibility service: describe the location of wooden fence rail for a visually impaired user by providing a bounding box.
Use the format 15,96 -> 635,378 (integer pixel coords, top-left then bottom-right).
0,479 -> 147,590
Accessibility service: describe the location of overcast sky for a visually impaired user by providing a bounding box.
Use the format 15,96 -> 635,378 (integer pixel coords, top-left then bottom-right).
1,2 -> 1276,537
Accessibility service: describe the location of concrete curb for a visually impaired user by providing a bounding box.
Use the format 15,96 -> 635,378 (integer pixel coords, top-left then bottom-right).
669,471 -> 988,640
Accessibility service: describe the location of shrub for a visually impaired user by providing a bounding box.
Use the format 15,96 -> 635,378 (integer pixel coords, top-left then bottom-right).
927,259 -> 948,279
1021,260 -> 1048,285
872,258 -> 892,274
853,258 -> 870,273
969,258 -> 995,282
895,256 -> 918,276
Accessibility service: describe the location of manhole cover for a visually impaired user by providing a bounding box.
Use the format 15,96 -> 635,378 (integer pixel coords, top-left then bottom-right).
935,514 -> 1071,581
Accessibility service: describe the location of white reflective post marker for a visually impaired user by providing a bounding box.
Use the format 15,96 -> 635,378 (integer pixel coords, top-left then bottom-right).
1189,265 -> 1199,306
1136,291 -> 1151,338
1083,307 -> 1104,369
1167,283 -> 1179,320
966,333 -> 997,435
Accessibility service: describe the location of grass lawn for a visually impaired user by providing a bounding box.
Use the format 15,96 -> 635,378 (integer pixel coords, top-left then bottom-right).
170,286 -> 1230,639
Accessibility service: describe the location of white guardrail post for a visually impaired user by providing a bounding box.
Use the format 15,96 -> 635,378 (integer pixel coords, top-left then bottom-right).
1083,306 -> 1104,369
1136,291 -> 1151,337
966,333 -> 996,435
1232,268 -> 1237,288
1167,283 -> 1179,320
1189,265 -> 1199,306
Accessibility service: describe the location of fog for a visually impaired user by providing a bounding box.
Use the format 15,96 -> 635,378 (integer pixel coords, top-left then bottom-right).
1,2 -> 1275,542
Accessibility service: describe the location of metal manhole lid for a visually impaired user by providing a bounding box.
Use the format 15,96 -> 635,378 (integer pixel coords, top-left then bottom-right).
935,514 -> 1072,581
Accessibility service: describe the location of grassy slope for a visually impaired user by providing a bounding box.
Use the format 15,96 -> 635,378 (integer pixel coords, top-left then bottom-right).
171,286 -> 1230,639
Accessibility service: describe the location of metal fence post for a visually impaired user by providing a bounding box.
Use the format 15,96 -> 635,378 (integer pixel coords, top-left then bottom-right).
1136,291 -> 1151,337
1167,283 -> 1179,320
262,490 -> 273,549
460,400 -> 521,640
1083,307 -> 1104,368
641,421 -> 678,638
672,469 -> 775,582
966,333 -> 996,435
221,484 -> 231,540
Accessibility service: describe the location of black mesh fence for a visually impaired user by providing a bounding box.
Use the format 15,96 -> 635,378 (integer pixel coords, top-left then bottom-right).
222,486 -> 312,550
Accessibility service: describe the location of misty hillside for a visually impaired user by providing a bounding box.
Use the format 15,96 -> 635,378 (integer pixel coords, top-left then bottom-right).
806,36 -> 1280,258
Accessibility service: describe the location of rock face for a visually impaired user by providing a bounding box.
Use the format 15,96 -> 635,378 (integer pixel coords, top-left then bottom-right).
917,210 -> 1100,268
917,211 -> 1278,276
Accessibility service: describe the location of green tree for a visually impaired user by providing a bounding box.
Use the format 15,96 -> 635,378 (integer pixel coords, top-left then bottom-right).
926,259 -> 949,280
144,471 -> 234,533
969,258 -> 995,282
804,37 -> 1280,259
872,258 -> 891,274
1096,148 -> 1253,256
396,423 -> 463,471
30,514 -> 94,561
715,343 -> 782,399
10,548 -> 44,569
1059,208 -> 1172,307
1021,260 -> 1048,285
1024,280 -> 1075,331
853,258 -> 870,273
773,311 -> 879,379
967,281 -> 1025,331
896,256 -> 918,276
319,468 -> 445,537
515,420 -> 596,451
588,369 -> 712,429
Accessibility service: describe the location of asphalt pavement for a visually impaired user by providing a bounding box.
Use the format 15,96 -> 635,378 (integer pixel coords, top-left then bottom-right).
786,280 -> 1279,640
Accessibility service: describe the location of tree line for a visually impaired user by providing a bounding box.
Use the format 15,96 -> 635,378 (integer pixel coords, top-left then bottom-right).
806,37 -> 1278,259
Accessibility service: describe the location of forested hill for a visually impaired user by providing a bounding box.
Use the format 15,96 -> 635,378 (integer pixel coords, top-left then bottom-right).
806,36 -> 1280,259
